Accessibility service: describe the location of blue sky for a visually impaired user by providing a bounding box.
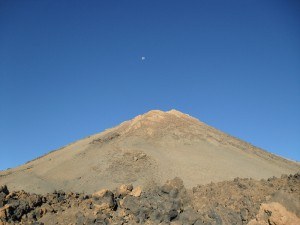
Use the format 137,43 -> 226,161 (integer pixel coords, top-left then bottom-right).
0,0 -> 299,170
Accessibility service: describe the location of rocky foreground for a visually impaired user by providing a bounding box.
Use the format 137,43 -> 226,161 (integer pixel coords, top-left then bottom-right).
0,174 -> 299,225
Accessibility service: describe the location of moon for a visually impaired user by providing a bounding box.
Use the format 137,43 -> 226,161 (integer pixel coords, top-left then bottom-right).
141,56 -> 146,61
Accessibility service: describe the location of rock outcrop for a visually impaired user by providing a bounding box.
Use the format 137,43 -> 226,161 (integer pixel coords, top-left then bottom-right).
0,173 -> 299,225
248,202 -> 300,225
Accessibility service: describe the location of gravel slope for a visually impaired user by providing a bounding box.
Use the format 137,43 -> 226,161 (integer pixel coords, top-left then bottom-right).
1,110 -> 299,194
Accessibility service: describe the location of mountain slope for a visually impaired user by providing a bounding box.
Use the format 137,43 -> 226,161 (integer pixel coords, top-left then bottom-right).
1,109 -> 299,194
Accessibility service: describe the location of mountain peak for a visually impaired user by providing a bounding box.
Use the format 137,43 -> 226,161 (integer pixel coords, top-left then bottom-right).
167,109 -> 190,117
1,109 -> 299,194
141,109 -> 191,119
129,109 -> 194,127
116,109 -> 196,137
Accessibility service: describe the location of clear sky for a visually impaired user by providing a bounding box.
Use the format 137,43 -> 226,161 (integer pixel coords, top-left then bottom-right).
0,0 -> 299,170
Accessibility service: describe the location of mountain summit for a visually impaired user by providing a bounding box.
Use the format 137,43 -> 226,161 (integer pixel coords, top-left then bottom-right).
1,110 -> 299,194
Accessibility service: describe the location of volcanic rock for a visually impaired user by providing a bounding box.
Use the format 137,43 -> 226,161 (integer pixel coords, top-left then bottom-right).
0,175 -> 299,224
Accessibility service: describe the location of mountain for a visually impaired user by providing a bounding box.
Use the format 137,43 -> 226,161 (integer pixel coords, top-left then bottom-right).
1,109 -> 299,194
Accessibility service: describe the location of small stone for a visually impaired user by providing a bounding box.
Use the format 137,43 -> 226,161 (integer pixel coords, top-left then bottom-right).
179,209 -> 199,224
92,189 -> 110,198
116,184 -> 133,197
0,209 -> 6,221
0,186 -> 9,195
92,190 -> 116,211
94,202 -> 111,211
122,196 -> 140,215
0,204 -> 11,221
130,186 -> 142,197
